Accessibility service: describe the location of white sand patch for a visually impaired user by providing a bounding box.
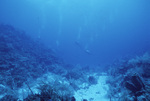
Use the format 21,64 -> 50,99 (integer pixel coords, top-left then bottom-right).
74,75 -> 109,101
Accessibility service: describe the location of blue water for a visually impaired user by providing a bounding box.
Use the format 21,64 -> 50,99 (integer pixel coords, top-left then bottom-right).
0,0 -> 150,66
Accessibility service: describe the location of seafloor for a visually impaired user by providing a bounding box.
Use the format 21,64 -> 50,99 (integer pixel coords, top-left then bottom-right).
0,25 -> 150,101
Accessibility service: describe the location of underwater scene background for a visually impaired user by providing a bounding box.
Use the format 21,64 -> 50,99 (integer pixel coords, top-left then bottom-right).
0,0 -> 150,101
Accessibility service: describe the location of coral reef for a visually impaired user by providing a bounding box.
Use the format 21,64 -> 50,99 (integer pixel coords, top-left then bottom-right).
0,24 -> 95,101
107,53 -> 150,101
0,24 -> 75,100
0,24 -> 62,88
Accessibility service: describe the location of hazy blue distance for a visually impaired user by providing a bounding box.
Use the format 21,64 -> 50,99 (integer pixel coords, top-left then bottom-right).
0,0 -> 150,66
